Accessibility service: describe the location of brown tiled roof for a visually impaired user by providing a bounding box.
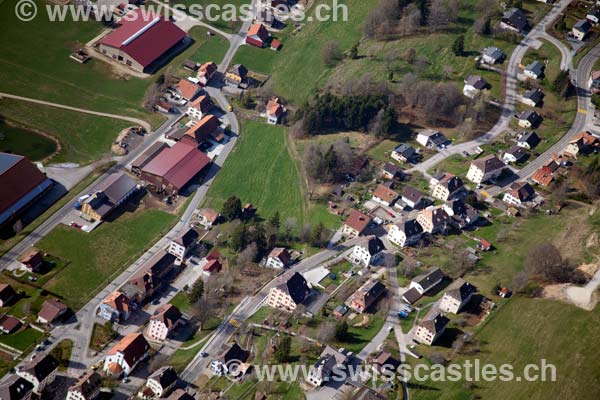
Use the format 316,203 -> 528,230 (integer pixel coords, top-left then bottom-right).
38,299 -> 67,323
344,210 -> 372,233
531,166 -> 554,186
203,258 -> 222,272
68,371 -> 101,398
373,184 -> 398,204
0,315 -> 21,333
150,304 -> 181,329
268,247 -> 291,265
200,208 -> 220,223
185,115 -> 220,141
177,79 -> 201,100
107,333 -> 150,368
103,291 -> 130,314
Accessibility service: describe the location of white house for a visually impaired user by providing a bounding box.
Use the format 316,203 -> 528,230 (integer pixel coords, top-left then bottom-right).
416,130 -> 450,149
103,333 -> 150,376
266,98 -> 286,124
401,186 -> 424,209
413,314 -> 449,346
502,145 -> 528,164
266,272 -> 311,312
145,366 -> 178,398
524,61 -> 545,80
372,184 -> 398,207
146,304 -> 182,342
98,291 -> 130,322
430,173 -> 463,201
439,280 -> 476,314
265,247 -> 291,269
186,95 -> 213,120
17,354 -> 58,395
349,237 -> 385,267
466,154 -> 505,184
572,19 -> 592,41
67,371 -> 101,400
391,143 -> 416,163
503,181 -> 536,206
306,346 -> 351,387
409,268 -> 445,295
481,46 -> 505,64
167,228 -> 198,261
387,220 -> 423,247
517,110 -> 542,128
463,75 -> 490,98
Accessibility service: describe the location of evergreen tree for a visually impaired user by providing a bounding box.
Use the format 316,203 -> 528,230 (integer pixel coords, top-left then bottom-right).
221,196 -> 242,221
452,35 -> 465,56
188,278 -> 204,304
274,335 -> 292,363
335,321 -> 349,341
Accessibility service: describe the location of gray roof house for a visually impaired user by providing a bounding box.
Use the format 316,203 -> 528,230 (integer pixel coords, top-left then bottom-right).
410,267 -> 445,295
501,8 -> 529,33
482,46 -> 505,64
517,131 -> 541,149
520,88 -> 544,107
524,61 -> 545,79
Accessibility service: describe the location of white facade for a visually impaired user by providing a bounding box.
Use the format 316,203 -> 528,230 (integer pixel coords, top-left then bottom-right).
146,319 -> 170,342
349,244 -> 381,267
266,255 -> 285,269
266,287 -> 297,312
186,105 -> 206,120
387,224 -> 420,248
439,292 -> 472,314
167,241 -> 186,260
466,163 -> 503,184
17,367 -> 56,395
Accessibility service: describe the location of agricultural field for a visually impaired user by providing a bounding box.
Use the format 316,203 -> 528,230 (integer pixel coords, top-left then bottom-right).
36,204 -> 177,309
203,121 -> 306,223
0,99 -> 132,165
0,118 -> 57,161
0,0 -> 161,124
165,26 -> 229,77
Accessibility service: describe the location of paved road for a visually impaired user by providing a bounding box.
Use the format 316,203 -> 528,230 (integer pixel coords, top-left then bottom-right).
408,0 -> 574,179
0,93 -> 152,131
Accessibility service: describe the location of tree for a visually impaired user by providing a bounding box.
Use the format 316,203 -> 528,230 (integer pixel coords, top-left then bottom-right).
229,223 -> 248,252
191,297 -> 215,331
268,212 -> 281,230
221,196 -> 242,221
274,335 -> 292,363
310,223 -> 326,247
524,242 -> 582,283
335,321 -> 349,341
322,41 -> 342,67
452,35 -> 465,56
188,277 -> 204,304
237,243 -> 258,268
404,48 -> 417,64
349,42 -> 359,59
317,321 -> 337,344
552,69 -> 572,98
283,218 -> 297,242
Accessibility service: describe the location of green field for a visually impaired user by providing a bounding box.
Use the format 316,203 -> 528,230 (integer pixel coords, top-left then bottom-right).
0,99 -> 132,165
204,121 -> 306,222
0,0 -> 161,124
232,45 -> 281,74
37,206 -> 177,309
0,327 -> 44,352
0,118 -> 57,161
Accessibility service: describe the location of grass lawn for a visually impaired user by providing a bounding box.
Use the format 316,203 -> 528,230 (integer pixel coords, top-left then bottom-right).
0,327 -> 44,352
428,154 -> 473,177
90,322 -> 116,352
232,45 -> 281,75
204,121 -> 306,223
0,0 -> 160,125
49,339 -> 73,371
169,291 -> 192,313
0,118 -> 57,161
37,205 -> 177,309
0,99 -> 132,165
333,313 -> 386,353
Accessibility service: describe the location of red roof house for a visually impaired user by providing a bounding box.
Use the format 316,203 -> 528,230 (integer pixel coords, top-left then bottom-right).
176,79 -> 201,101
246,23 -> 269,47
185,115 -> 222,142
197,61 -> 218,85
531,166 -> 554,187
98,9 -> 187,73
141,141 -> 211,193
270,39 -> 282,51
203,259 -> 222,274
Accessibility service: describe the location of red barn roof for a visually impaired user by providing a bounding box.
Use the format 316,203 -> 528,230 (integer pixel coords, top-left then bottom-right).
141,141 -> 210,191
100,9 -> 187,68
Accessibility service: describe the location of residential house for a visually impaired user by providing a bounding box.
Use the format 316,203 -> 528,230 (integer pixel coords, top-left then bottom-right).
573,19 -> 592,41
348,280 -> 386,313
0,375 -> 33,400
225,64 -> 248,86
532,165 -> 555,186
185,114 -> 222,143
168,227 -> 199,261
333,304 -> 349,318
210,342 -> 250,377
416,207 -> 452,234
123,250 -> 176,304
97,9 -> 187,73
413,314 -> 450,345
19,249 -> 44,273
203,258 -> 222,275
401,186 -> 424,209
0,284 -> 16,307
341,210 -> 371,238
503,181 -> 536,206
176,79 -> 201,102
98,291 -> 131,322
266,247 -> 291,269
186,95 -> 214,120
246,23 -> 269,47
104,333 -> 150,376
524,61 -> 545,80
372,351 -> 400,374
430,173 -> 463,201
17,354 -> 58,395
517,110 -> 543,128
349,237 -> 385,267
144,366 -> 178,398
266,98 -> 286,124
563,131 -> 599,158
517,131 -> 540,149
155,101 -> 174,114
381,162 -> 403,180
589,70 -> 600,93
503,145 -> 528,164
443,199 -> 479,229
306,346 -> 351,387
387,219 -> 423,247
519,88 -> 544,107
66,371 -> 102,400
0,315 -> 22,334
147,304 -> 182,342
166,389 -> 195,400
410,267 -> 445,295
271,39 -> 282,51
481,46 -> 505,64
37,299 -> 68,324
266,272 -> 311,312
500,8 -> 529,33
372,185 -> 398,207
416,130 -> 450,149
439,279 -> 476,314
197,61 -> 218,86
463,75 -> 490,98
466,154 -> 505,184
391,144 -> 416,163
198,208 -> 219,228
81,173 -> 137,222
587,8 -> 600,24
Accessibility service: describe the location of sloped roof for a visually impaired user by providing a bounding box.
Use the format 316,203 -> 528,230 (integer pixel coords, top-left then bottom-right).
0,375 -> 33,400
472,154 -> 504,173
107,333 -> 150,368
38,298 -> 67,323
413,267 -> 445,292
418,314 -> 449,334
150,304 -> 182,330
68,371 -> 102,398
148,365 -> 178,389
344,210 -> 371,233
373,184 -> 398,204
19,354 -> 58,382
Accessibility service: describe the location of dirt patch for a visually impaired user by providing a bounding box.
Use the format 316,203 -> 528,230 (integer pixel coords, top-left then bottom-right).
552,207 -> 592,262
